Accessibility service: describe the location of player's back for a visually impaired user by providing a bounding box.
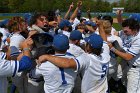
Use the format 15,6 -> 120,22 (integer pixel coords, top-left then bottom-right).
37,53 -> 77,93
80,42 -> 110,93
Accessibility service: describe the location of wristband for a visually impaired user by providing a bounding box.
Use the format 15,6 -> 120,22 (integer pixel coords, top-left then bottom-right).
23,48 -> 31,51
110,47 -> 116,52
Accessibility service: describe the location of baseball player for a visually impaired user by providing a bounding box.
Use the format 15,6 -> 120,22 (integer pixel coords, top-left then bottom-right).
110,18 -> 140,93
67,30 -> 85,57
38,25 -> 110,93
67,30 -> 85,93
0,38 -> 33,93
30,34 -> 78,93
102,20 -> 123,79
0,52 -> 8,93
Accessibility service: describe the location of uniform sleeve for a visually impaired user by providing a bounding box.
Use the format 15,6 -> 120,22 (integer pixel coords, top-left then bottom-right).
101,41 -> 110,63
74,53 -> 90,72
127,38 -> 140,56
18,56 -> 32,72
0,60 -> 19,77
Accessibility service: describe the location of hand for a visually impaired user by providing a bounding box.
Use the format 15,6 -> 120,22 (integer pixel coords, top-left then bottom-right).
77,1 -> 82,8
87,8 -> 90,13
20,38 -> 33,49
28,30 -> 38,38
49,21 -> 58,27
116,9 -> 122,15
107,42 -> 113,49
69,2 -> 74,10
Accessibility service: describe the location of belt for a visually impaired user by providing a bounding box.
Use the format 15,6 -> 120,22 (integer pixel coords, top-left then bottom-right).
127,63 -> 136,68
132,65 -> 136,68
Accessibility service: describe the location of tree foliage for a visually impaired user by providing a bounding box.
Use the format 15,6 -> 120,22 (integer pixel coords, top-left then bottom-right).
0,0 -> 140,13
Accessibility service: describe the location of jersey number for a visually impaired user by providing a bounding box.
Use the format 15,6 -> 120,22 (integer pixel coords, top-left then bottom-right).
101,64 -> 108,79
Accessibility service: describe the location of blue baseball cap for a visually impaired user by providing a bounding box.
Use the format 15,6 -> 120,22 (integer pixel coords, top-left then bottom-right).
70,30 -> 83,40
129,14 -> 140,23
53,34 -> 69,51
84,33 -> 103,49
84,21 -> 96,27
59,19 -> 72,29
23,13 -> 32,24
10,46 -> 20,57
0,19 -> 9,27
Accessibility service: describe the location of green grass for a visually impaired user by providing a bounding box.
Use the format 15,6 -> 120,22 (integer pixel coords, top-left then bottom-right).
113,23 -> 122,31
0,16 -> 13,20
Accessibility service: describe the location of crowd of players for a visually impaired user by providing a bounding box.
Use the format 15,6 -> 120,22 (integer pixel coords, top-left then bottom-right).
0,1 -> 140,93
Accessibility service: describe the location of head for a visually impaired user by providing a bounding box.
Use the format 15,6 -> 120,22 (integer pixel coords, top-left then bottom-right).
47,10 -> 56,21
0,32 -> 3,46
30,33 -> 53,48
59,19 -> 72,32
0,19 -> 9,28
23,13 -> 32,25
103,20 -> 112,35
84,33 -> 103,56
69,30 -> 83,45
102,15 -> 113,25
29,13 -> 48,28
84,21 -> 97,32
33,46 -> 55,59
80,17 -> 87,24
7,16 -> 27,33
75,23 -> 88,34
129,14 -> 140,23
53,34 -> 69,53
122,18 -> 140,36
95,14 -> 103,24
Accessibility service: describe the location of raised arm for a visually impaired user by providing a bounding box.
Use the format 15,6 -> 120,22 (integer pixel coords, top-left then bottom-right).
64,2 -> 74,19
116,9 -> 123,25
97,20 -> 107,42
17,38 -> 33,72
87,8 -> 91,20
69,1 -> 82,22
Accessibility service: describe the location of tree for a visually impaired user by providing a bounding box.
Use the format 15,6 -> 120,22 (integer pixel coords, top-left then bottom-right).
0,0 -> 9,12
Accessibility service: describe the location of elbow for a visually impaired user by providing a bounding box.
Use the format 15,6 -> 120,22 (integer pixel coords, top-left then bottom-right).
123,55 -> 133,61
125,57 -> 132,61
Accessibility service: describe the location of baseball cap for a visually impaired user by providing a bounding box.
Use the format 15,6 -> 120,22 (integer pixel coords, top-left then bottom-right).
10,46 -> 20,57
69,30 -> 83,40
129,14 -> 140,23
53,34 -> 69,51
59,19 -> 72,29
84,21 -> 96,27
84,33 -> 103,49
23,13 -> 32,24
0,19 -> 9,27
